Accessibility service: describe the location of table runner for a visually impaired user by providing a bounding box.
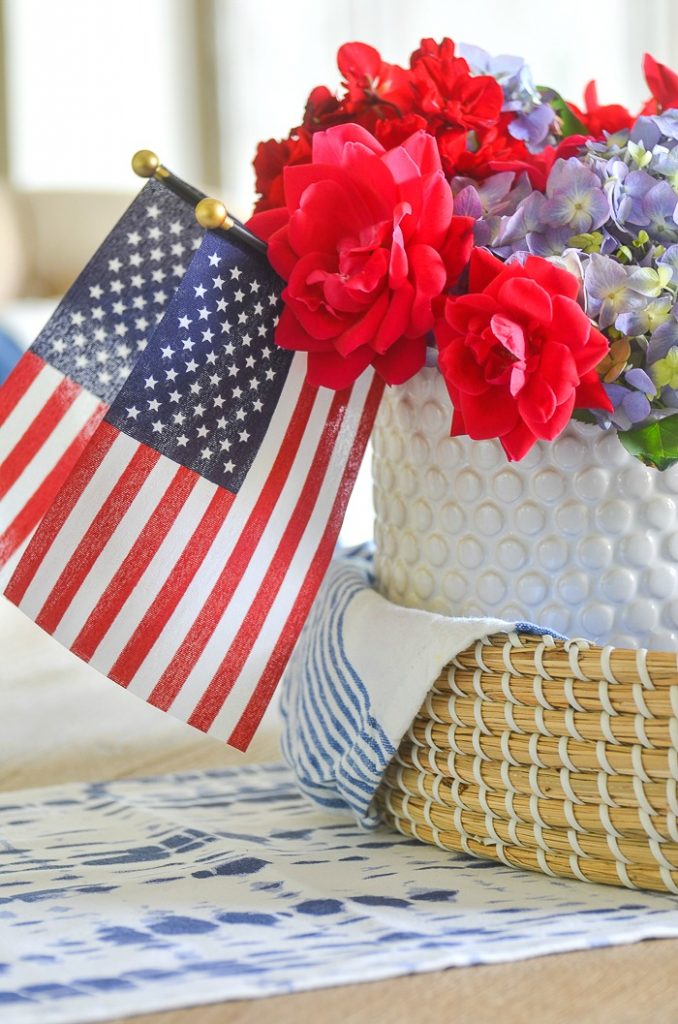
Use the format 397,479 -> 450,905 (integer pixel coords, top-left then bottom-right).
2,762 -> 678,1024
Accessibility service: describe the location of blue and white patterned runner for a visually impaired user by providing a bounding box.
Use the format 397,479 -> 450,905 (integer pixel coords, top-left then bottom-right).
2,762 -> 678,1024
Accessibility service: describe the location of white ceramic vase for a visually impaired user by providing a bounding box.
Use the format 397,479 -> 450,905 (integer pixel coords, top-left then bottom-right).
372,365 -> 678,649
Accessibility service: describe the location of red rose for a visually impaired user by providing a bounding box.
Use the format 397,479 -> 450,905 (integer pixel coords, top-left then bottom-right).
248,124 -> 474,389
435,249 -> 612,461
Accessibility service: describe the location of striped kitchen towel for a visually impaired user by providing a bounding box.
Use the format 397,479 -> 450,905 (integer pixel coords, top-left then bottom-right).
281,546 -> 558,826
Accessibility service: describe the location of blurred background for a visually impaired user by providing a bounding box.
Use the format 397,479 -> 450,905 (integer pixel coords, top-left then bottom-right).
1,0 -> 677,538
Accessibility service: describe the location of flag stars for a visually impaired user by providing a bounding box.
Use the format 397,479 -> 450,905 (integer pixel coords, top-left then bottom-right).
212,275 -> 224,289
257,324 -> 267,337
177,434 -> 189,447
216,298 -> 228,313
89,284 -> 103,299
234,289 -> 245,303
151,420 -> 164,434
200,447 -> 212,460
132,296 -> 146,310
238,428 -> 250,443
182,337 -> 195,351
213,394 -> 225,409
169,390 -> 181,403
224,341 -> 235,355
148,398 -> 161,412
252,398 -> 263,412
202,328 -> 214,343
185,358 -> 198,373
245,355 -> 255,369
232,385 -> 243,399
116,343 -> 132,359
250,280 -> 260,293
220,320 -> 231,334
208,252 -> 221,267
148,226 -> 162,241
126,406 -> 140,420
197,424 -> 209,439
194,283 -> 207,298
189,381 -> 201,396
135,317 -> 149,331
91,306 -> 105,321
224,460 -> 235,473
166,368 -> 178,383
197,306 -> 210,321
209,373 -> 221,387
265,368 -> 276,381
127,231 -> 141,246
178,315 -> 192,330
205,350 -> 217,365
114,323 -> 129,337
52,339 -> 66,354
253,302 -> 263,316
241,333 -> 252,346
227,364 -> 239,378
152,269 -> 166,283
161,344 -> 175,359
144,375 -> 158,389
193,403 -> 206,417
235,408 -> 246,421
108,257 -> 122,273
261,346 -> 271,359
230,266 -> 242,280
98,369 -> 113,385
70,312 -> 85,327
169,220 -> 183,235
173,411 -> 186,425
220,438 -> 231,451
129,252 -> 143,268
171,242 -> 186,257
131,274 -> 145,289
238,311 -> 248,325
217,416 -> 227,430
249,377 -> 260,390
149,247 -> 163,261
147,203 -> 160,219
268,292 -> 278,305
153,290 -> 168,305
73,333 -> 87,348
110,279 -> 124,294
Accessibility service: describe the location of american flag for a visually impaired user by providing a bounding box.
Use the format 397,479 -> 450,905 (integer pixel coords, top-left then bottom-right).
5,231 -> 383,749
0,180 -> 202,582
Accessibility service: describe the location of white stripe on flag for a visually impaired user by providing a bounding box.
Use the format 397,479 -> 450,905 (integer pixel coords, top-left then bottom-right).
0,362 -> 64,454
0,389 -> 102,531
51,455 -> 183,649
127,356 -> 333,700
163,379 -> 335,719
90,473 -> 219,675
205,370 -> 373,737
17,432 -> 142,619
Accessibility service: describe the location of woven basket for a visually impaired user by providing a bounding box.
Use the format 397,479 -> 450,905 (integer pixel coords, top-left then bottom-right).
375,630 -> 678,894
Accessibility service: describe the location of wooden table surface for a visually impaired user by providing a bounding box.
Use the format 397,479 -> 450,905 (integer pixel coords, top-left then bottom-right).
2,597 -> 677,1024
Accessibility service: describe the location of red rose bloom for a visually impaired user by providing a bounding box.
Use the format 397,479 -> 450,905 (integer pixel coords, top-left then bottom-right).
435,249 -> 612,461
253,133 -> 312,213
248,124 -> 474,389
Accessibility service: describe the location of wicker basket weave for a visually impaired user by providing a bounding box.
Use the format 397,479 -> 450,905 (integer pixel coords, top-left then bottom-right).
375,631 -> 678,894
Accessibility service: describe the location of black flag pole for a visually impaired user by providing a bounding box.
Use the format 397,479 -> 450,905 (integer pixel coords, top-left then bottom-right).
131,150 -> 267,255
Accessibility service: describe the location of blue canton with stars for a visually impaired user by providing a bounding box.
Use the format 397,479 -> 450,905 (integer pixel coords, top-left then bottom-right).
32,179 -> 203,406
106,231 -> 293,493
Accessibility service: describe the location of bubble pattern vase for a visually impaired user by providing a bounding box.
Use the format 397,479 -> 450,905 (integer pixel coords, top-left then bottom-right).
372,366 -> 678,649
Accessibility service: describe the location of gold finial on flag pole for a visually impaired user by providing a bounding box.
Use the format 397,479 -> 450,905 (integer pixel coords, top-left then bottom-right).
196,197 -> 267,255
131,149 -> 161,178
195,198 -> 234,232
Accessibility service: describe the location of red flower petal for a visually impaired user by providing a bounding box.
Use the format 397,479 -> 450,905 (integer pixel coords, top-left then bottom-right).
496,277 -> 553,325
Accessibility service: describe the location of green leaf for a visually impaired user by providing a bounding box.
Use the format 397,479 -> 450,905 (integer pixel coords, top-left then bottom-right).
619,418 -> 678,470
538,87 -> 588,138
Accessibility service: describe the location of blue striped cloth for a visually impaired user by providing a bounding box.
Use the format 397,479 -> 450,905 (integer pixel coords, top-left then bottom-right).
281,546 -> 557,826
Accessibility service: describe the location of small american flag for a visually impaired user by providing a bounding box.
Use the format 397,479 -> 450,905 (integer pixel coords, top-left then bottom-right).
0,180 -> 202,582
6,231 -> 383,749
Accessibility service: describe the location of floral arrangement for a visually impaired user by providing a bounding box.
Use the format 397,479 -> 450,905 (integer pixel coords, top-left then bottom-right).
247,38 -> 678,467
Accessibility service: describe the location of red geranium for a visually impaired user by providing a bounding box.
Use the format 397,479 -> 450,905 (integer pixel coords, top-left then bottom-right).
248,124 -> 474,390
435,249 -> 612,460
568,81 -> 634,137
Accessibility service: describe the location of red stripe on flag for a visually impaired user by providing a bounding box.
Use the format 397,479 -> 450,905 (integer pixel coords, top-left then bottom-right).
109,486 -> 234,688
185,388 -> 349,731
0,352 -> 45,429
0,403 -> 105,569
35,443 -> 162,634
4,420 -> 118,606
72,466 -> 199,663
146,382 -> 318,712
228,375 -> 385,750
0,377 -> 82,499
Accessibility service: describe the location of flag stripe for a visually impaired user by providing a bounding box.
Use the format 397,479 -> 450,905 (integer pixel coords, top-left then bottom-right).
5,421 -> 118,606
202,370 -> 376,742
184,388 -> 348,729
0,403 -> 104,570
35,445 -> 163,635
0,352 -> 45,430
0,378 -> 82,500
228,374 -> 385,749
147,380 -> 320,712
114,356 -> 318,701
71,466 -> 199,662
108,485 -> 234,687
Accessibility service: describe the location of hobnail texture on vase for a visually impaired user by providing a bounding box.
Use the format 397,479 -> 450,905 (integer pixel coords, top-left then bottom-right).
372,366 -> 678,649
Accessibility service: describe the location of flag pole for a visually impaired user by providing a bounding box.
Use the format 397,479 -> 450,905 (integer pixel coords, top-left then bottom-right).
131,150 -> 266,255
